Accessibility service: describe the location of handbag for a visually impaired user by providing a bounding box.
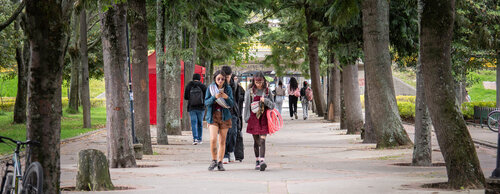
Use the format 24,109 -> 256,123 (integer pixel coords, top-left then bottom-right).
267,108 -> 283,135
293,89 -> 300,97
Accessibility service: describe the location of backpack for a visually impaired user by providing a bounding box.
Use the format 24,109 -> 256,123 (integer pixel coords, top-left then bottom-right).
189,85 -> 204,106
306,87 -> 313,101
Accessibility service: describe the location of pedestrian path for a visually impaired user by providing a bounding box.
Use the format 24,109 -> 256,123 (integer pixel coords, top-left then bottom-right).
60,110 -> 495,193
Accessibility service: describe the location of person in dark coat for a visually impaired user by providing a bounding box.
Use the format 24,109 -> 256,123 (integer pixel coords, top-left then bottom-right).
243,71 -> 275,171
222,66 -> 245,163
184,73 -> 207,145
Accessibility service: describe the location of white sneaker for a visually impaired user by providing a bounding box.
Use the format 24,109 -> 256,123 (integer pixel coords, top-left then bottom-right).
192,140 -> 198,145
229,152 -> 236,162
223,158 -> 229,164
198,141 -> 203,145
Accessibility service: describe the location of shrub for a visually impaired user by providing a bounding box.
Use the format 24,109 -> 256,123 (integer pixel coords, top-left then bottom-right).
461,101 -> 496,120
398,102 -> 415,122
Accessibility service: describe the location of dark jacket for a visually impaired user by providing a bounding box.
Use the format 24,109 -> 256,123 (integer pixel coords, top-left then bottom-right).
204,82 -> 234,123
184,80 -> 207,112
229,80 -> 245,117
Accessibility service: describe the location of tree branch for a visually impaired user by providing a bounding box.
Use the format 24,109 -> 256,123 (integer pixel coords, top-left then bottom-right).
87,19 -> 99,32
0,0 -> 26,32
87,35 -> 101,50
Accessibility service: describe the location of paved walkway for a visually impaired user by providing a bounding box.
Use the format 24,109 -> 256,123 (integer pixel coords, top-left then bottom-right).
60,108 -> 497,194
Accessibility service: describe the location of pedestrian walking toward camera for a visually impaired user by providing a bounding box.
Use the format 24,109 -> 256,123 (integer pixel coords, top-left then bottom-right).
205,70 -> 234,171
233,75 -> 246,162
274,80 -> 286,115
244,71 -> 275,171
184,73 -> 207,145
288,77 -> 299,120
300,81 -> 313,120
221,66 -> 244,164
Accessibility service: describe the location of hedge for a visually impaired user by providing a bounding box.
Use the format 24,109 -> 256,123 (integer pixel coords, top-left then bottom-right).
0,98 -> 106,112
461,101 -> 496,120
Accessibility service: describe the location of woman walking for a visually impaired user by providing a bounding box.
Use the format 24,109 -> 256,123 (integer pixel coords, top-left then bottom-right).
244,72 -> 275,171
288,77 -> 299,120
205,70 -> 234,171
300,81 -> 311,120
274,80 -> 286,115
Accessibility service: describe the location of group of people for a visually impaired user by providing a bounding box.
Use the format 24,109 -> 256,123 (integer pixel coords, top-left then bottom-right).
274,77 -> 312,120
184,66 -> 312,172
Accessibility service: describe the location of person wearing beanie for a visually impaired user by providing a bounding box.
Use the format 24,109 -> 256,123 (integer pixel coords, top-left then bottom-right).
184,73 -> 207,145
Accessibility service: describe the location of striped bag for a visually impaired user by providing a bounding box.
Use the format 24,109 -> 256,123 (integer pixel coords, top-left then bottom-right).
267,108 -> 283,135
209,84 -> 231,108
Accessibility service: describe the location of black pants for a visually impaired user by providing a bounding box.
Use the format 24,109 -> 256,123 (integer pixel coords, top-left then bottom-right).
289,95 -> 298,117
252,134 -> 267,158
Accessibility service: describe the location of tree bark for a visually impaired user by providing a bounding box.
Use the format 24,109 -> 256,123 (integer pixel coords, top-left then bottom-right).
100,1 -> 136,168
129,0 -> 152,154
182,11 -> 197,131
363,65 -> 376,143
305,4 -> 326,117
333,63 -> 341,122
497,49 -> 500,108
420,0 -> 484,189
13,12 -> 28,124
362,0 -> 412,148
340,73 -> 346,130
25,0 -> 72,192
164,2 -> 182,135
343,64 -> 364,134
80,2 -> 91,128
156,0 -> 169,144
327,67 -> 335,121
412,2 -> 432,166
69,10 -> 80,113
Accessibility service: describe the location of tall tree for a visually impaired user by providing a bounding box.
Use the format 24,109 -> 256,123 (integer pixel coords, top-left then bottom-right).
13,4 -> 28,124
24,0 -> 73,192
156,0 -> 169,144
129,0 -> 153,154
164,0 -> 182,135
304,2 -> 326,117
68,9 -> 81,113
80,0 -> 91,128
182,4 -> 198,132
362,0 -> 412,148
100,1 -> 137,168
420,0 -> 485,189
342,63 -> 363,134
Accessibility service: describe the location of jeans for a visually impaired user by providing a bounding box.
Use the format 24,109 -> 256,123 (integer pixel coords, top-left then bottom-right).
275,96 -> 284,115
189,110 -> 204,141
224,116 -> 239,158
302,98 -> 309,119
289,95 -> 298,117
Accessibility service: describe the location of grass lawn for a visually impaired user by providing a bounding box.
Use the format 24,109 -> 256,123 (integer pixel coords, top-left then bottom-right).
0,106 -> 106,155
467,70 -> 496,102
0,77 -> 105,98
392,67 -> 416,88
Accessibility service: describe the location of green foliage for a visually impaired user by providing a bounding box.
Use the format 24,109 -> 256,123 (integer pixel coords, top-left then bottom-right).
398,102 -> 416,122
0,0 -> 21,71
389,0 -> 419,68
0,106 -> 107,155
461,101 -> 496,120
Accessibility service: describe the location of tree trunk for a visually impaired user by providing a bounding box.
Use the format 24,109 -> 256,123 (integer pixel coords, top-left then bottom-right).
130,0 -> 152,154
412,3 -> 432,166
182,12 -> 197,131
412,58 -> 432,166
100,1 -> 137,168
80,2 -> 91,128
362,0 -> 412,148
164,3 -> 182,135
327,67 -> 335,121
25,1 -> 72,192
76,149 -> 114,191
69,10 -> 80,113
156,0 -> 169,144
305,5 -> 326,117
497,49 -> 500,108
13,12 -> 28,124
363,66 -> 376,143
333,63 -> 341,122
206,60 -> 213,86
420,0 -> 484,189
340,73 -> 346,130
343,64 -> 364,134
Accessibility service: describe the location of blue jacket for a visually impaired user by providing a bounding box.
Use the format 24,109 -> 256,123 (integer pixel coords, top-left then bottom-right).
205,83 -> 234,123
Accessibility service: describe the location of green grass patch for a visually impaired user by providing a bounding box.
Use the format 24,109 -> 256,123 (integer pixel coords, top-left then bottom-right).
467,70 -> 496,102
0,106 -> 106,155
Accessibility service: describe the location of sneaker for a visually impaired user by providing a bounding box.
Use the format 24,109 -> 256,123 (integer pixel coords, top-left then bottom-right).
223,158 -> 229,164
192,140 -> 198,145
229,152 -> 236,162
294,113 -> 298,119
208,160 -> 217,171
255,160 -> 260,170
217,161 -> 225,171
198,140 -> 203,145
259,160 -> 267,171
304,117 -> 307,120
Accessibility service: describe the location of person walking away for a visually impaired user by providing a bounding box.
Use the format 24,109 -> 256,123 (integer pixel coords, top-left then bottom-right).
184,73 -> 207,145
221,66 -> 243,163
244,71 -> 275,171
300,81 -> 313,120
274,80 -> 286,115
288,77 -> 299,120
205,70 -> 234,171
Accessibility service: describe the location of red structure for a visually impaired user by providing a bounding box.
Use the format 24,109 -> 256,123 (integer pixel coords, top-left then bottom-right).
148,51 -> 205,125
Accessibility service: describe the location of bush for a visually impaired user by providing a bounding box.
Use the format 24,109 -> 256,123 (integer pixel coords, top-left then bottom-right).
397,102 -> 415,122
461,101 -> 496,120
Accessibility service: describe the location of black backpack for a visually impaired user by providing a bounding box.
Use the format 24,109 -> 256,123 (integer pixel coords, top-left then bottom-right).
189,85 -> 204,106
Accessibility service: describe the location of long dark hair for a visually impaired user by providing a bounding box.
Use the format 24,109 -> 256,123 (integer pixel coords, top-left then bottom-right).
213,70 -> 227,88
251,71 -> 268,93
289,77 -> 298,90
